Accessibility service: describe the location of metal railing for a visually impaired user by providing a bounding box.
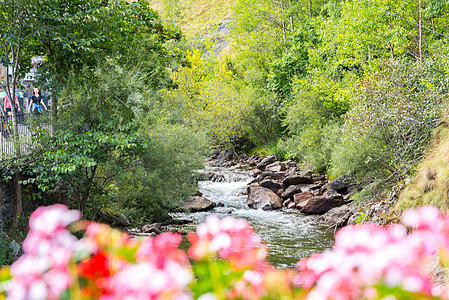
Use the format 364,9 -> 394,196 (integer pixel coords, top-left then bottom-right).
0,112 -> 33,157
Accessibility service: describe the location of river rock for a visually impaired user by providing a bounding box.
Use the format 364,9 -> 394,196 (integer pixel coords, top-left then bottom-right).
247,186 -> 282,210
265,161 -> 286,172
294,192 -> 314,205
282,175 -> 314,186
259,179 -> 283,194
313,175 -> 327,183
284,160 -> 298,169
328,174 -> 357,193
98,210 -> 131,227
299,170 -> 313,177
142,223 -> 162,235
319,205 -> 354,227
215,207 -> 235,214
249,169 -> 263,177
256,155 -> 278,171
182,196 -> 217,212
297,183 -> 322,192
283,185 -> 303,200
9,240 -> 21,256
212,150 -> 227,167
287,201 -> 296,209
247,155 -> 261,166
297,190 -> 344,214
205,172 -> 226,182
257,171 -> 287,182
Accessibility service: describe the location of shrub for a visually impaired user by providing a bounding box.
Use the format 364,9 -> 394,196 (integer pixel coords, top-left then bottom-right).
330,58 -> 449,186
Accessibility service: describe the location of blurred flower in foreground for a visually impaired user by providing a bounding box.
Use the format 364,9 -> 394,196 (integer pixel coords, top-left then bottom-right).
8,204 -> 80,300
187,216 -> 268,270
3,204 -> 449,300
295,206 -> 449,299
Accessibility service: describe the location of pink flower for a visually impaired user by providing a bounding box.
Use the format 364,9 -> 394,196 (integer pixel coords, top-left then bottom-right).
7,205 -> 80,300
402,206 -> 441,229
295,222 -> 438,299
28,204 -> 81,236
188,216 -> 268,269
136,233 -> 189,267
105,261 -> 192,300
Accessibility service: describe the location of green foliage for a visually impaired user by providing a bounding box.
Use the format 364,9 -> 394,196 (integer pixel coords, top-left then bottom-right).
281,79 -> 347,172
0,237 -> 13,267
330,58 -> 449,185
267,21 -> 319,101
190,260 -> 244,298
168,49 -> 250,148
114,123 -> 209,223
240,91 -> 283,148
396,121 -> 449,213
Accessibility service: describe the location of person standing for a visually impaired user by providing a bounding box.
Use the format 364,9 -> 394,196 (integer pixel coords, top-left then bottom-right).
4,88 -> 21,117
27,87 -> 47,114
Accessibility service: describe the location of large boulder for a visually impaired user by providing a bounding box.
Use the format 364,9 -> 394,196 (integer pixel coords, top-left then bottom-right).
293,192 -> 314,206
249,169 -> 263,178
256,155 -> 278,171
297,190 -> 344,214
182,196 -> 216,212
319,205 -> 354,227
296,183 -> 322,192
283,185 -> 302,200
257,171 -> 287,183
259,179 -> 283,194
265,161 -> 286,172
142,223 -> 162,235
328,174 -> 357,194
247,186 -> 282,210
282,175 -> 314,186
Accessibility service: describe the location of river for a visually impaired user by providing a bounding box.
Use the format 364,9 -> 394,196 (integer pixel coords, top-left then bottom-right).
168,166 -> 335,269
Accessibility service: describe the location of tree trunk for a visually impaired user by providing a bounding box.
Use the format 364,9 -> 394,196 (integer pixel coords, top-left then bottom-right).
282,21 -> 287,42
12,173 -> 23,228
309,0 -> 312,18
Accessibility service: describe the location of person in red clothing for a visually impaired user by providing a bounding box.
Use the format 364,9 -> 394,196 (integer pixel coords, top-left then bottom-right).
3,87 -> 21,117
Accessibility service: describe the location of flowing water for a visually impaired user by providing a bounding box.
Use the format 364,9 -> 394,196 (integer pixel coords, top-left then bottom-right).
168,166 -> 335,269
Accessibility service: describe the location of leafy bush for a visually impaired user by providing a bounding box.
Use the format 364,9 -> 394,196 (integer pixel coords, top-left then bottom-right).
330,58 -> 449,185
114,123 -> 209,223
281,84 -> 345,172
240,92 -> 283,148
168,50 -> 251,148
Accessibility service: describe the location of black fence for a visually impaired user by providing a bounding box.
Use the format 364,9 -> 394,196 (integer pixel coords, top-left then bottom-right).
0,112 -> 32,157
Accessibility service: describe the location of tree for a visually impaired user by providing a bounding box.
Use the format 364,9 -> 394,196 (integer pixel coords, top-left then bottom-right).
30,0 -> 179,116
0,0 -> 40,226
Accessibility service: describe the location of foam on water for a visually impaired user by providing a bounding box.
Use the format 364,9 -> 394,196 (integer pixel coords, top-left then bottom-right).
170,166 -> 335,268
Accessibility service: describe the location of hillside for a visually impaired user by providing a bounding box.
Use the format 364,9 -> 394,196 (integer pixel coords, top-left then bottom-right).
396,120 -> 449,213
150,0 -> 235,38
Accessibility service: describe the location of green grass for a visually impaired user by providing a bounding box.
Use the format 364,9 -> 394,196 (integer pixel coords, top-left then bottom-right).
396,121 -> 449,213
151,0 -> 235,38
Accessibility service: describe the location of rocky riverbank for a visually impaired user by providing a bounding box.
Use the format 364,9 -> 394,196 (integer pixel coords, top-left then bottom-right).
195,151 -> 370,228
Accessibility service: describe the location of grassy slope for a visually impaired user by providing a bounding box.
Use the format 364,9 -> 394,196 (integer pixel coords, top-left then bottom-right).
150,0 -> 235,37
396,120 -> 449,213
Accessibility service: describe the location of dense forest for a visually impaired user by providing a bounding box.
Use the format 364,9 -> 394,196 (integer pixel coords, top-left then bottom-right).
0,0 -> 448,241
